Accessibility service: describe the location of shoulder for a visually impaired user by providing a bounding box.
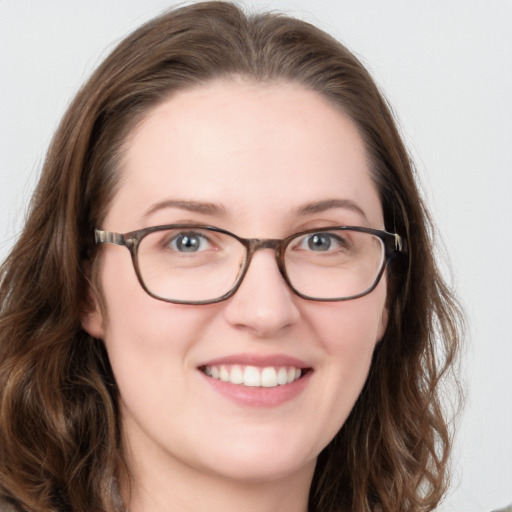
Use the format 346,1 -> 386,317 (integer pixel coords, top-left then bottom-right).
492,506 -> 512,512
0,496 -> 19,512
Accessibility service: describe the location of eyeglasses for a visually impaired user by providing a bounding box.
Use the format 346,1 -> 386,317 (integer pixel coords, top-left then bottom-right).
95,225 -> 404,305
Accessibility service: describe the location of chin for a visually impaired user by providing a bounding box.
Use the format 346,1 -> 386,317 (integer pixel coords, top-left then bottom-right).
205,456 -> 315,484
193,433 -> 319,484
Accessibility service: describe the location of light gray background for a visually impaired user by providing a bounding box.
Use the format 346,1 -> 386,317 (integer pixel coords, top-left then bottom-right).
1,1 -> 511,510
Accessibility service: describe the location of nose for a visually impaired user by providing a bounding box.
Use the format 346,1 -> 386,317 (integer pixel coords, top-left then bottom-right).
223,249 -> 300,337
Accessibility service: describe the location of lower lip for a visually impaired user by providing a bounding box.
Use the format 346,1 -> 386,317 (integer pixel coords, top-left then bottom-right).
199,370 -> 312,408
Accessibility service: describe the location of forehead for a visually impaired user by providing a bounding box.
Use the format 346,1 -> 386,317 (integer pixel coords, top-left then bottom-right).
107,80 -> 383,232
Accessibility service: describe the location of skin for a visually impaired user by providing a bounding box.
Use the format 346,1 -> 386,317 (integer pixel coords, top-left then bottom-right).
83,80 -> 388,512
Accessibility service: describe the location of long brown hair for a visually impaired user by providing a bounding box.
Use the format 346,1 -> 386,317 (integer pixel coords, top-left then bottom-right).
0,2 -> 464,511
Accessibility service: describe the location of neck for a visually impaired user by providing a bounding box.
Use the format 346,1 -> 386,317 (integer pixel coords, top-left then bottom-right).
124,462 -> 313,512
121,437 -> 314,512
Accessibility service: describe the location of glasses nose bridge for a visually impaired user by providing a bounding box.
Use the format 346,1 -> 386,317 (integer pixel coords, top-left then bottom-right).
244,237 -> 286,270
246,237 -> 283,255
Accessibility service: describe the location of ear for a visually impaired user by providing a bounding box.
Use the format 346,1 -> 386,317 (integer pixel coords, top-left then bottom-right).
376,306 -> 388,343
81,287 -> 106,339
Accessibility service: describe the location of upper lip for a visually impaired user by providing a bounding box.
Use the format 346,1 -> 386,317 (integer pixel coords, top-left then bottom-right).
198,353 -> 311,369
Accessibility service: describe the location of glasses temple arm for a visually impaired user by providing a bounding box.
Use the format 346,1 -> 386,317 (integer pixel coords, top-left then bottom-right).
94,229 -> 126,246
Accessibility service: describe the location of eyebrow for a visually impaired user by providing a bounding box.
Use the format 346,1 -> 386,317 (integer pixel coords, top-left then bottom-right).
143,197 -> 367,221
143,199 -> 227,218
296,199 -> 368,220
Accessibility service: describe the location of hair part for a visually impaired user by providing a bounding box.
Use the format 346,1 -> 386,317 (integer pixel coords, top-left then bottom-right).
0,2 -> 464,511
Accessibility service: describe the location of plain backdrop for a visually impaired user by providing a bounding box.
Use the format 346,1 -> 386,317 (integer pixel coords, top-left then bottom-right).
1,1 -> 511,510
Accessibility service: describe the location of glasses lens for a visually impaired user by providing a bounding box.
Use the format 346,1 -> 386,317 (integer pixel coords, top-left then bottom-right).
284,229 -> 385,300
137,227 -> 246,303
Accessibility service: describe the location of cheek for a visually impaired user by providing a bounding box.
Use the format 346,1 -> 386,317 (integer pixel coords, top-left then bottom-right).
305,284 -> 387,401
97,250 -> 209,384
308,282 -> 387,353
99,247 -> 196,340
317,303 -> 381,390
100,282 -> 219,438
289,288 -> 387,452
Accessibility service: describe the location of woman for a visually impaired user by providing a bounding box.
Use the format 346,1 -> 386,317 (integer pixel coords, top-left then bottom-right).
0,2 -> 463,511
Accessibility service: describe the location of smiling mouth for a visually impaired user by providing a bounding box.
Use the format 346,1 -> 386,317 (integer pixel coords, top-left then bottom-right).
200,364 -> 309,388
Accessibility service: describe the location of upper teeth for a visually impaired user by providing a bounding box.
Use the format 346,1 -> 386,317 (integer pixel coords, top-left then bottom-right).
203,365 -> 302,388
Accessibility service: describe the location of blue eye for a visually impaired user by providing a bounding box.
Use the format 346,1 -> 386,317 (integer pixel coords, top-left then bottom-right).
307,233 -> 333,251
301,232 -> 348,252
170,232 -> 209,252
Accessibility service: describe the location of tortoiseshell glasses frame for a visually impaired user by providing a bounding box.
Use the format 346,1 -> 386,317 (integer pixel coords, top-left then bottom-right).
95,224 -> 404,305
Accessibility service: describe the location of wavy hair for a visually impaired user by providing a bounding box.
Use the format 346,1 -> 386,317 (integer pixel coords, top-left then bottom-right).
0,2 -> 463,511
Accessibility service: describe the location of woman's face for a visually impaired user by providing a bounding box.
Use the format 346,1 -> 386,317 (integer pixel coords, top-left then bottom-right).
84,81 -> 388,486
